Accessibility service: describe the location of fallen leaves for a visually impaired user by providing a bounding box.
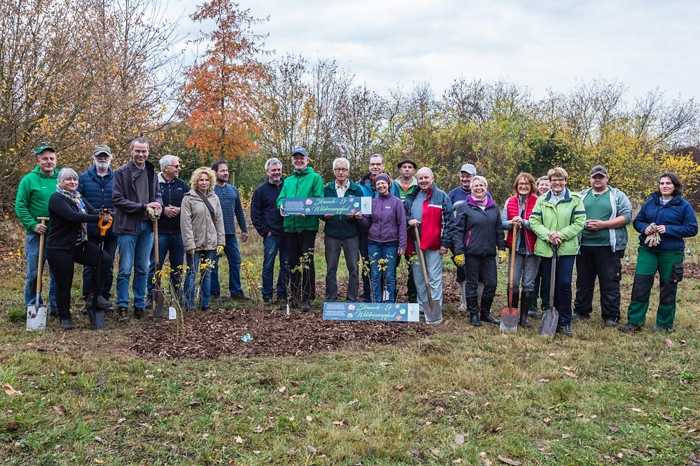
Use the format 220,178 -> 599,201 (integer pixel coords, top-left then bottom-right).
454,433 -> 465,445
2,383 -> 22,396
497,455 -> 522,466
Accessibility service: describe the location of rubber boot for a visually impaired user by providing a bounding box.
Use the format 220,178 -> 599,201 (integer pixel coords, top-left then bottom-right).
511,287 -> 520,309
467,296 -> 481,326
519,291 -> 531,328
480,294 -> 500,325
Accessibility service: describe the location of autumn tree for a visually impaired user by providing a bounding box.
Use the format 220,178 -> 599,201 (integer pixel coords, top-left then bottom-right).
182,0 -> 266,167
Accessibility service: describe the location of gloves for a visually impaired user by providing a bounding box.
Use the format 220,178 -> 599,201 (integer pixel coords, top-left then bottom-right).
216,245 -> 225,256
453,254 -> 465,267
498,250 -> 508,263
644,232 -> 661,248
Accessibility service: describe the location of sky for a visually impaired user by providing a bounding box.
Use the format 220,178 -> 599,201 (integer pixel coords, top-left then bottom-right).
166,0 -> 700,102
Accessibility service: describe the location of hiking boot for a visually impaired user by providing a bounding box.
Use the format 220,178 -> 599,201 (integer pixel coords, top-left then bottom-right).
619,323 -> 642,334
301,301 -> 311,312
604,319 -> 619,328
557,324 -> 573,337
61,318 -> 75,330
133,308 -> 145,319
231,293 -> 250,301
117,307 -> 129,321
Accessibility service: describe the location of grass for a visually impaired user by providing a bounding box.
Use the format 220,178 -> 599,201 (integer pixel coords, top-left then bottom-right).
0,223 -> 699,465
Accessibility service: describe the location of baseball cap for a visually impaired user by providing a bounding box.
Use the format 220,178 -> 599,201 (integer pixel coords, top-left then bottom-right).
33,142 -> 55,156
291,146 -> 309,157
93,144 -> 113,158
460,163 -> 477,176
590,165 -> 609,177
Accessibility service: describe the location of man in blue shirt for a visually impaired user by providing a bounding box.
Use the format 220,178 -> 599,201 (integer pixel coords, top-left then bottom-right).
211,160 -> 249,300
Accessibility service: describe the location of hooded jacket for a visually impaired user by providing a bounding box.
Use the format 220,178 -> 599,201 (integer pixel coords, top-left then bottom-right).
454,195 -> 505,256
180,189 -> 225,252
15,165 -> 58,232
633,192 -> 698,251
112,160 -> 162,235
276,166 -> 324,232
529,188 -> 587,257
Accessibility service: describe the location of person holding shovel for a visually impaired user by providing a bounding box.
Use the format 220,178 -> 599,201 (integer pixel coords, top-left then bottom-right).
405,167 -> 455,324
501,172 -> 540,328
15,143 -> 59,315
180,167 -> 226,312
530,176 -> 552,318
530,167 -> 587,337
453,176 -> 505,327
46,168 -> 112,329
621,173 -> 698,333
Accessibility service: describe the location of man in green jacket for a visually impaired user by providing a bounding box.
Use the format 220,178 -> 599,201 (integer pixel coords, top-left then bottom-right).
276,147 -> 324,311
15,143 -> 59,312
530,167 -> 586,336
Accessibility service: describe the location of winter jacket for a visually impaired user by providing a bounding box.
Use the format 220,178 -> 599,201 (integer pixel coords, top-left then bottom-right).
530,188 -> 587,257
112,160 -> 162,235
250,179 -> 284,237
180,189 -> 225,252
158,174 -> 188,235
579,186 -> 632,252
358,173 -> 378,198
47,192 -> 99,250
633,192 -> 698,251
276,166 -> 324,232
390,177 -> 418,200
405,187 -> 455,251
501,194 -> 538,254
321,181 -> 364,239
78,165 -> 114,237
448,186 -> 470,209
361,192 -> 407,250
15,165 -> 58,232
454,195 -> 505,257
214,183 -> 247,236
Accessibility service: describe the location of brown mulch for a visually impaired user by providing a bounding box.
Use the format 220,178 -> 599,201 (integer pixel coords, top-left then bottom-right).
623,262 -> 700,279
129,308 -> 433,360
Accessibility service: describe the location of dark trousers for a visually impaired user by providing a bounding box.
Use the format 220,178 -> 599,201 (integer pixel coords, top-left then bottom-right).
540,254 -> 576,326
82,233 -> 117,299
148,232 -> 185,298
324,235 -> 359,301
533,259 -> 550,309
358,232 -> 372,301
464,255 -> 497,313
574,246 -> 623,321
262,233 -> 287,300
283,231 -> 317,305
396,254 -> 417,302
47,242 -> 110,320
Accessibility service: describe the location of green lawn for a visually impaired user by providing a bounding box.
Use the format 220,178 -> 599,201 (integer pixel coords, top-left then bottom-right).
1,225 -> 699,465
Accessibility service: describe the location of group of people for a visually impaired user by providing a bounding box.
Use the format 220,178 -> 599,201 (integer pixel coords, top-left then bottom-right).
15,140 -> 698,336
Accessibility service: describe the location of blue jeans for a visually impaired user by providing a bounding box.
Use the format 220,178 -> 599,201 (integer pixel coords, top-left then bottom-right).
116,222 -> 153,309
211,234 -> 242,297
184,250 -> 216,310
539,254 -> 576,326
368,241 -> 398,303
262,234 -> 287,300
147,232 -> 185,297
23,232 -> 57,309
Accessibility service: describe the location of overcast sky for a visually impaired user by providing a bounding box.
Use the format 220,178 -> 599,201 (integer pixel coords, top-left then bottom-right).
166,0 -> 699,101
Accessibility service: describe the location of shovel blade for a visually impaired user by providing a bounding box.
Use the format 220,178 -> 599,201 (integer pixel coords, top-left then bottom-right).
539,307 -> 559,337
499,306 -> 519,333
153,289 -> 165,318
26,304 -> 47,332
423,302 -> 443,325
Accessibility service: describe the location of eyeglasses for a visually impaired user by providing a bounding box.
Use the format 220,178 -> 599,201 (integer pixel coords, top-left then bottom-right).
333,167 -> 348,171
171,165 -> 181,169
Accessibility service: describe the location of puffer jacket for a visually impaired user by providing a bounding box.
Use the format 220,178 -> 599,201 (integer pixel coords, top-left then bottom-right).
453,195 -> 505,256
78,164 -> 114,237
180,189 -> 225,252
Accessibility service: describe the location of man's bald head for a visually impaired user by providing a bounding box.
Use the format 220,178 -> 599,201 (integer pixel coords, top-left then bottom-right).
416,167 -> 434,191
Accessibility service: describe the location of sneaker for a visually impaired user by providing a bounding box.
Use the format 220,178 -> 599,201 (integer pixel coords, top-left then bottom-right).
61,318 -> 75,330
557,324 -> 573,337
653,325 -> 674,333
619,323 -> 642,333
604,319 -> 619,328
133,308 -> 145,319
231,293 -> 250,301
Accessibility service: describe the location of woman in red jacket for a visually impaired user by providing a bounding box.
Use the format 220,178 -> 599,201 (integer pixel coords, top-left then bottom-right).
501,172 -> 540,327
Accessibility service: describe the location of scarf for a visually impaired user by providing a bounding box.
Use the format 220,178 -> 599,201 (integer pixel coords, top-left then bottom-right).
58,187 -> 88,244
469,194 -> 488,209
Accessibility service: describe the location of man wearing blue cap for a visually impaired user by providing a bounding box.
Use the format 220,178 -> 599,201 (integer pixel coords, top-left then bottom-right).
276,147 -> 324,311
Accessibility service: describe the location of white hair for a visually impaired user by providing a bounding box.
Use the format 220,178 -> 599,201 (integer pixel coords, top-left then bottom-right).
416,167 -> 433,178
470,175 -> 488,189
58,167 -> 79,183
332,157 -> 350,170
369,153 -> 383,163
265,157 -> 282,171
159,154 -> 179,171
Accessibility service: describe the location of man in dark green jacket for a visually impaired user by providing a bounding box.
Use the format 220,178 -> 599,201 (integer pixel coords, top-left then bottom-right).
276,147 -> 324,311
322,157 -> 364,302
15,143 -> 59,312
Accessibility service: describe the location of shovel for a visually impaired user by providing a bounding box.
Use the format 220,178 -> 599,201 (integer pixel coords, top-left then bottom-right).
152,218 -> 165,318
89,211 -> 112,329
500,224 -> 520,333
539,244 -> 559,337
413,224 -> 442,324
26,217 -> 49,332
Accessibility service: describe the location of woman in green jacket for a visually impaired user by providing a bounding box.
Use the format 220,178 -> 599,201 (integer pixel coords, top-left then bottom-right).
529,167 -> 586,336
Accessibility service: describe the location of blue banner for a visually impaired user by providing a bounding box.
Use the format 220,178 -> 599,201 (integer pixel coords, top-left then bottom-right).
283,196 -> 372,216
323,302 -> 420,322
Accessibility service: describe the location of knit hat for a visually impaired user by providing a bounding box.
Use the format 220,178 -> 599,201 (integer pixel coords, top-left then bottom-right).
375,173 -> 390,184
